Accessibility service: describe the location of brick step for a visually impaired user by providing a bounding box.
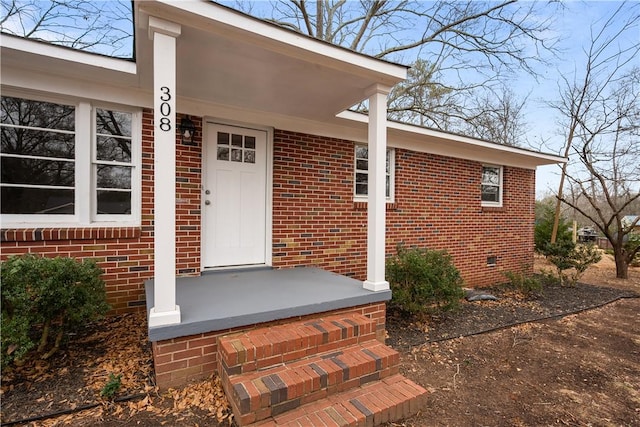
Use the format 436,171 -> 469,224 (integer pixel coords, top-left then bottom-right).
226,341 -> 400,426
252,374 -> 428,427
218,313 -> 377,376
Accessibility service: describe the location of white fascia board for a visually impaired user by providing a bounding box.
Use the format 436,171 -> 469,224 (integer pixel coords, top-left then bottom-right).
337,110 -> 567,168
0,35 -> 136,74
141,0 -> 407,82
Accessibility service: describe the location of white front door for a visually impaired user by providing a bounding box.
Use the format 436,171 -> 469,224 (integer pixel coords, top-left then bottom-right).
203,123 -> 267,268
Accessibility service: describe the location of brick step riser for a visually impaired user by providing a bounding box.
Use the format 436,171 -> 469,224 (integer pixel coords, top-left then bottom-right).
224,344 -> 401,425
218,314 -> 378,375
252,374 -> 429,427
227,365 -> 401,425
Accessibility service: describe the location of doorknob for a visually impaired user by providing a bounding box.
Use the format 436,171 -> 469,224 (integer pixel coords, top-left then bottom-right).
205,189 -> 211,195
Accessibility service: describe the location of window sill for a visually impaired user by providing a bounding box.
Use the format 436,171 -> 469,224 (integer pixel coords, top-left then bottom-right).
481,205 -> 505,213
1,226 -> 142,242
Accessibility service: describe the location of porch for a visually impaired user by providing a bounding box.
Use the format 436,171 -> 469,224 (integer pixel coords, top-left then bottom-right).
144,267 -> 391,342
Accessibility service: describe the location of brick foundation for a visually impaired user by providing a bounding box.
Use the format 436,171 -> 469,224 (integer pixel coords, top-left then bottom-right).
152,302 -> 386,389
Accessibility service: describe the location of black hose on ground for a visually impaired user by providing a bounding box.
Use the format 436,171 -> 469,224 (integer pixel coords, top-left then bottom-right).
0,392 -> 148,426
425,293 -> 638,345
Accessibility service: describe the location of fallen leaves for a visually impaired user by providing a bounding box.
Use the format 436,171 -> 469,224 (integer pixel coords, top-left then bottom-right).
1,312 -> 233,426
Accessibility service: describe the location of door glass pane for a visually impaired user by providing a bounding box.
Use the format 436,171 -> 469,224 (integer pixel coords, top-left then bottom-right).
244,150 -> 255,164
217,146 -> 229,161
231,134 -> 242,147
231,148 -> 242,162
244,136 -> 256,149
217,132 -> 229,145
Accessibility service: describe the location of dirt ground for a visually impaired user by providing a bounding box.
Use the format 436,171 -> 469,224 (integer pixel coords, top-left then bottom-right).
1,253 -> 638,426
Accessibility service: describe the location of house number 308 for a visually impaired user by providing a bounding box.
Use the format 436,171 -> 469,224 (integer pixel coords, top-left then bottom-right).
159,86 -> 172,131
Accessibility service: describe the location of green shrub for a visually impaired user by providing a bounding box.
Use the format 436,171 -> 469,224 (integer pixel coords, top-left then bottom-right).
101,373 -> 122,399
1,254 -> 110,368
386,246 -> 464,315
534,204 -> 573,253
541,241 -> 601,286
503,269 -> 542,298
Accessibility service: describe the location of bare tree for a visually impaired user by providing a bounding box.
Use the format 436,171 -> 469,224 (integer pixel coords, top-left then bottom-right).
0,0 -> 133,58
461,87 -> 529,146
233,0 -> 559,134
549,2 -> 640,279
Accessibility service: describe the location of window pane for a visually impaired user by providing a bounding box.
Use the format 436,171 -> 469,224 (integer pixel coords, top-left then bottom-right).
481,185 -> 499,202
97,190 -> 131,214
386,176 -> 390,198
1,128 -> 75,159
1,97 -> 75,131
356,159 -> 368,171
1,157 -> 75,186
1,187 -> 74,214
95,109 -> 131,137
244,136 -> 256,149
96,165 -> 131,189
482,167 -> 500,185
96,136 -> 131,162
355,146 -> 368,160
356,183 -> 368,195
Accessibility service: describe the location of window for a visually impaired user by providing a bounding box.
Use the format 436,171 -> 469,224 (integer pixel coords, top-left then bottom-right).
354,145 -> 394,201
94,108 -> 134,216
1,97 -> 76,215
481,165 -> 503,206
1,95 -> 140,226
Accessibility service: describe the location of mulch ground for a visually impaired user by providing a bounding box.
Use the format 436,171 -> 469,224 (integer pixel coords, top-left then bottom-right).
386,281 -> 637,351
1,260 -> 638,426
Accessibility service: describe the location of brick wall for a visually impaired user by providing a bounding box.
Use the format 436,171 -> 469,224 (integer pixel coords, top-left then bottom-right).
152,302 -> 387,389
272,130 -> 536,286
0,111 -> 203,314
1,122 -> 535,313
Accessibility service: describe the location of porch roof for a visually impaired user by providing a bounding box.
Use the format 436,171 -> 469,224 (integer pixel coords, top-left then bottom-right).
134,1 -> 407,122
145,267 -> 391,342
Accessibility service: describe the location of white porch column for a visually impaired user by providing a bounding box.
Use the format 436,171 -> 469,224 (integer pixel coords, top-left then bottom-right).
363,84 -> 391,292
148,17 -> 181,327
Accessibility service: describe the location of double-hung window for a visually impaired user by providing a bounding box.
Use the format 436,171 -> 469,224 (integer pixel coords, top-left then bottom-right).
0,95 -> 140,226
481,165 -> 503,207
354,145 -> 394,201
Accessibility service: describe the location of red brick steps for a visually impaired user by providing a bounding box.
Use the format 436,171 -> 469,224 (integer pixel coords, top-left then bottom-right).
217,313 -> 426,426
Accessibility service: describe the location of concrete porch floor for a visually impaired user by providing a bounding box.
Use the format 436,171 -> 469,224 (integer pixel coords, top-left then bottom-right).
145,267 -> 391,341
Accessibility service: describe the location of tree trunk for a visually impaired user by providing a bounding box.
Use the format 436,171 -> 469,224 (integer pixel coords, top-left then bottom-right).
614,249 -> 629,279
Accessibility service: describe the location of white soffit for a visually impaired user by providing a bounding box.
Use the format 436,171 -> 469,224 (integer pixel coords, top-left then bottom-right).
135,0 -> 407,121
337,111 -> 566,169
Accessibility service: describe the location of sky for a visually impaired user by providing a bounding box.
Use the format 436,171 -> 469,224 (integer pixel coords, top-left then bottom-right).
1,1 -> 637,200
511,1 -> 639,199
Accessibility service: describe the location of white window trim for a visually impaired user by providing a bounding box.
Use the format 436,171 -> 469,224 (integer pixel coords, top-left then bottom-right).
353,145 -> 395,203
481,164 -> 503,208
1,93 -> 141,228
